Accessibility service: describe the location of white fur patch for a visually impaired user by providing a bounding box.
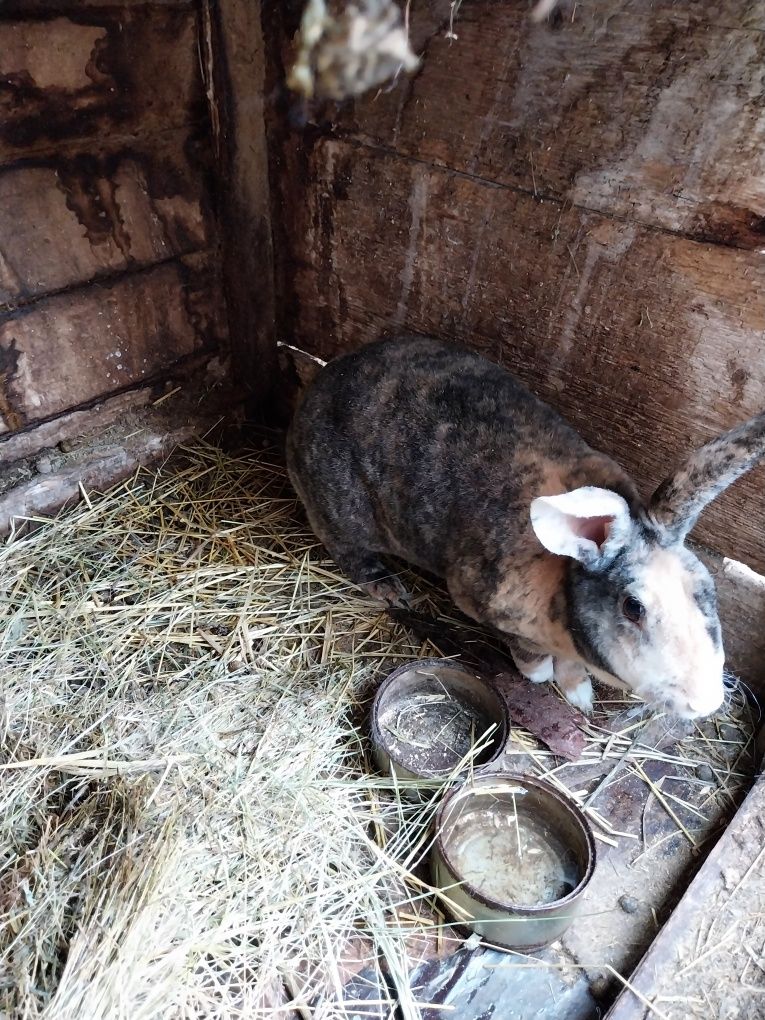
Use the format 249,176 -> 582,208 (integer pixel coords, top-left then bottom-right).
518,655 -> 554,684
565,678 -> 594,714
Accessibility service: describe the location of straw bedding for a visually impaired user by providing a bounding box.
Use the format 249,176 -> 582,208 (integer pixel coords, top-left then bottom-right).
0,443 -> 449,1019
0,442 -> 758,1019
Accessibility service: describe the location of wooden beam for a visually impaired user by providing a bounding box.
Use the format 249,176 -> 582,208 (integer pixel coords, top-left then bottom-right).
0,397 -> 215,534
203,0 -> 277,404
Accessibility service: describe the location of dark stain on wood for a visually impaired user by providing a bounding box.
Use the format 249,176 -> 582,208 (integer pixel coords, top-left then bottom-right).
0,338 -> 24,433
0,1 -> 238,523
0,253 -> 226,429
693,202 -> 765,252
0,9 -> 204,162
0,127 -> 215,307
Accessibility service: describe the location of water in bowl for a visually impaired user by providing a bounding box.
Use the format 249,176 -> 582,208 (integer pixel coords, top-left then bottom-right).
446,795 -> 581,906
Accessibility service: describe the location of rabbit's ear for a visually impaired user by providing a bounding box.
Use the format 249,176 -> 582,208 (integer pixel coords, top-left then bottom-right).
530,487 -> 632,569
649,412 -> 765,543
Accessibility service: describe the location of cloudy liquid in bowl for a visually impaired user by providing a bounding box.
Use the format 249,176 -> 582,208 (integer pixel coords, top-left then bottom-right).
446,799 -> 581,905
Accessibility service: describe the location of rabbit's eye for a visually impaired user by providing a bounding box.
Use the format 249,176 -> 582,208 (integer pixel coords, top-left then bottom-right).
622,595 -> 645,624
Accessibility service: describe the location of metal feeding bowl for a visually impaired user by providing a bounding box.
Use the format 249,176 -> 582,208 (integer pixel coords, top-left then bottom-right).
370,658 -> 508,788
431,773 -> 596,950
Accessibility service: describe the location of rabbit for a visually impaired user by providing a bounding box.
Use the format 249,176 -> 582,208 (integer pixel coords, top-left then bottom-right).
286,334 -> 765,719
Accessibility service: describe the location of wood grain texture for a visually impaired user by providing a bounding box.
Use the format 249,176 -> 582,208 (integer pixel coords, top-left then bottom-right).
606,762 -> 765,1019
0,253 -> 226,433
331,0 -> 765,248
0,411 -> 200,535
208,0 -> 277,401
278,136 -> 765,571
0,8 -> 203,164
0,132 -> 214,306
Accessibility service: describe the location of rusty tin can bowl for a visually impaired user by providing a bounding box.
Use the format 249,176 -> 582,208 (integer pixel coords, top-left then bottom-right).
431,773 -> 596,950
370,658 -> 508,793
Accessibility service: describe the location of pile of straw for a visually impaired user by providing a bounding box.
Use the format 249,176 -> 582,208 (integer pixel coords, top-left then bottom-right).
0,442 -> 758,1018
0,443 -> 456,1019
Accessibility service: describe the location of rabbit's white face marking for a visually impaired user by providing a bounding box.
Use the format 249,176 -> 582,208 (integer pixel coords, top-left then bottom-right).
531,486 -> 725,718
601,546 -> 725,719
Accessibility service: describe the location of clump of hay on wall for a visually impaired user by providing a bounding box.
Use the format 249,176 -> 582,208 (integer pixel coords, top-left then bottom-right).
288,0 -> 420,101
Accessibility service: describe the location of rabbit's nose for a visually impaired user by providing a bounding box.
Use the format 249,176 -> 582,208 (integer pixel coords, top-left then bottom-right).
686,689 -> 724,717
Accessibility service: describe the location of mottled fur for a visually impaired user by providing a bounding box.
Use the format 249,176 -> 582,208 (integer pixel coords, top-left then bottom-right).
650,415 -> 765,541
287,335 -> 758,719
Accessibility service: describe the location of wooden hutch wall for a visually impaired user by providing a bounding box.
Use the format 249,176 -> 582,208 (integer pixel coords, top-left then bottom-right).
0,0 -> 274,523
268,0 -> 765,576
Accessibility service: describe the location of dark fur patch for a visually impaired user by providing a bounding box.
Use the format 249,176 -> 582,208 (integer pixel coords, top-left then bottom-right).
565,563 -> 619,676
694,582 -> 722,648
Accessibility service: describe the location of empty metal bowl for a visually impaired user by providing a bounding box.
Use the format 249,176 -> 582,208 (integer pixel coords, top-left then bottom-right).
370,658 -> 508,788
431,773 -> 596,949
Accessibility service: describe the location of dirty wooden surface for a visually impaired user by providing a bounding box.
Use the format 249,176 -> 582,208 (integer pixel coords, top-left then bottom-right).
271,0 -> 765,579
0,355 -> 236,533
0,134 -> 213,306
0,2 -> 256,521
337,0 -> 765,247
606,760 -> 765,1020
207,0 -> 277,400
0,254 -> 225,433
0,9 -> 203,165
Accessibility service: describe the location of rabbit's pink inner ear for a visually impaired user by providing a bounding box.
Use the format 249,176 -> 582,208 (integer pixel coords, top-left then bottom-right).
573,514 -> 615,549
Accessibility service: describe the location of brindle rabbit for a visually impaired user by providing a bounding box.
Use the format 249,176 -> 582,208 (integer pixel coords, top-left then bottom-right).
287,335 -> 764,718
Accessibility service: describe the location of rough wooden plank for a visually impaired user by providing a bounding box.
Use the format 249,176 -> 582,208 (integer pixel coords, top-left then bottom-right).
698,548 -> 765,694
0,393 -> 221,534
331,0 -> 765,246
0,386 -> 158,470
0,253 -> 226,433
0,133 -> 214,306
206,0 -> 277,402
605,763 -> 765,1019
0,8 -> 203,164
278,136 -> 765,573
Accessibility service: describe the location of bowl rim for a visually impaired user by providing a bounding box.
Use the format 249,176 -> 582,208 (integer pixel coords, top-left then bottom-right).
433,771 -> 597,914
370,657 -> 509,780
